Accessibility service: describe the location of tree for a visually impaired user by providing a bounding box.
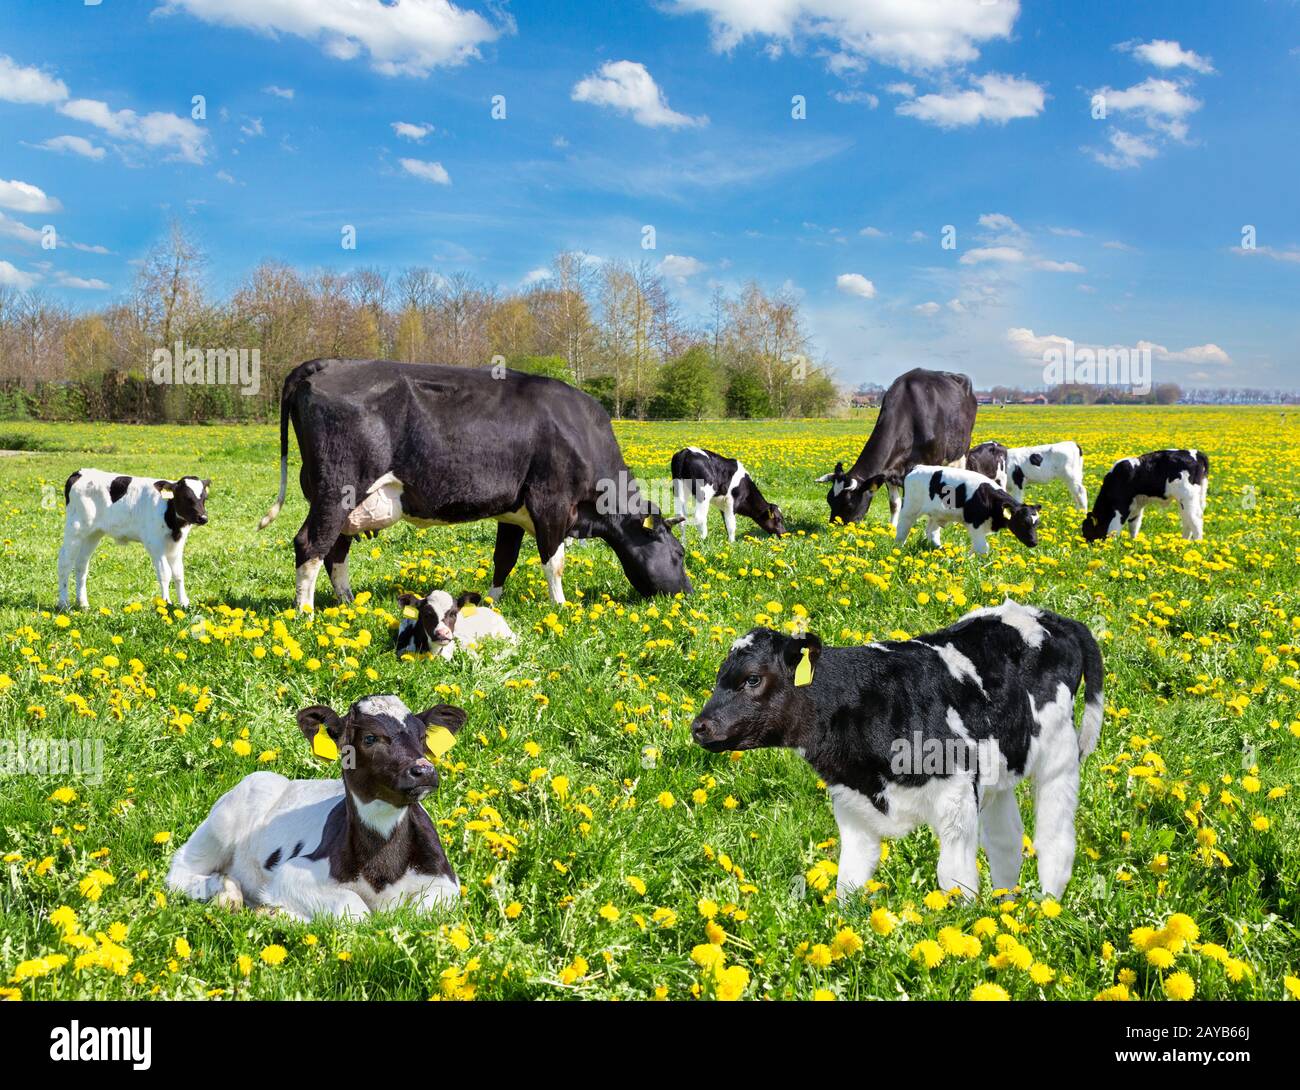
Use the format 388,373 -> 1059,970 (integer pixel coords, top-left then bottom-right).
649,344 -> 723,419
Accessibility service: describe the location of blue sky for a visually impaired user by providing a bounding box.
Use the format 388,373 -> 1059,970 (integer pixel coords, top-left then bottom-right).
1,0 -> 1297,389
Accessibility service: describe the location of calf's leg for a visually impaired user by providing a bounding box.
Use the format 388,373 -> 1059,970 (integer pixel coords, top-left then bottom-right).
721,495 -> 737,543
887,484 -> 902,529
933,777 -> 980,899
831,789 -> 883,902
979,787 -> 1024,895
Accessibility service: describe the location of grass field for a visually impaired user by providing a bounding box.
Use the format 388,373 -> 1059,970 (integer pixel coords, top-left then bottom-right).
1,406 -> 1298,1001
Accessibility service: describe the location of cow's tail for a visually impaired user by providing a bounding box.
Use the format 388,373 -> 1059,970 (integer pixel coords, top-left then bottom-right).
1076,623 -> 1104,760
257,391 -> 290,530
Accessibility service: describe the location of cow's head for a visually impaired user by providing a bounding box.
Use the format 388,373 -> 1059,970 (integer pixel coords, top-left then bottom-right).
816,463 -> 882,523
297,695 -> 466,807
397,590 -> 481,648
692,628 -> 822,752
609,512 -> 692,597
1005,501 -> 1042,547
1080,510 -> 1108,542
157,476 -> 210,526
755,503 -> 787,536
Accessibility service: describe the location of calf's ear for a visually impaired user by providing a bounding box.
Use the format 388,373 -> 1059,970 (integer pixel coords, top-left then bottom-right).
154,479 -> 176,494
397,592 -> 420,610
417,704 -> 468,735
455,591 -> 483,609
297,705 -> 345,757
782,632 -> 823,682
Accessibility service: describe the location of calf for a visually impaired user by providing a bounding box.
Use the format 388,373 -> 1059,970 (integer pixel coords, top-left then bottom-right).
670,447 -> 786,542
965,441 -> 1009,489
1082,449 -> 1208,542
58,469 -> 210,610
895,466 -> 1041,555
691,601 -> 1104,900
167,695 -> 465,920
1006,442 -> 1087,509
395,589 -> 517,658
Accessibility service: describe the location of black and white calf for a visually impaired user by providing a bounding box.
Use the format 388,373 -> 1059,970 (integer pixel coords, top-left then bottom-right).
1082,449 -> 1209,542
395,589 -> 517,658
968,441 -> 1088,509
167,695 -> 465,920
895,466 -> 1041,555
691,601 -> 1104,900
965,441 -> 1009,488
670,447 -> 786,542
58,468 -> 210,610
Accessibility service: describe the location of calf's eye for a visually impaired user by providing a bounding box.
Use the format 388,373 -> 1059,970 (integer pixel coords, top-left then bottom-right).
744,675 -> 762,689
363,734 -> 378,745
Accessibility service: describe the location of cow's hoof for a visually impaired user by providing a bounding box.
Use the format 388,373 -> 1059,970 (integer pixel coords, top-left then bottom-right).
214,877 -> 244,911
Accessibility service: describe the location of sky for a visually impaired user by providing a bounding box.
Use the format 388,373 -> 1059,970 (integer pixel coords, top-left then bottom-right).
1,0 -> 1297,390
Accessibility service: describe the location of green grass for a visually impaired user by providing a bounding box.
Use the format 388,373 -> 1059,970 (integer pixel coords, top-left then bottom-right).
1,406 -> 1298,1001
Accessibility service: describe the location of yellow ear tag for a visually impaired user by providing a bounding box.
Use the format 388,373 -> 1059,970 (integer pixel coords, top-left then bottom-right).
1003,507 -> 1013,519
642,516 -> 655,530
312,725 -> 339,761
402,605 -> 419,619
425,725 -> 456,760
460,603 -> 477,618
794,647 -> 814,687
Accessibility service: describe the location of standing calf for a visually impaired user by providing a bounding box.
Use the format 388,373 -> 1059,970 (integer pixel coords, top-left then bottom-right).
691,601 -> 1104,900
58,469 -> 210,610
895,466 -> 1041,554
671,447 -> 785,541
167,695 -> 465,920
1082,449 -> 1208,542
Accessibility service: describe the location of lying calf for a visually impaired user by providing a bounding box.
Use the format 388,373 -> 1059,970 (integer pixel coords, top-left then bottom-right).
895,465 -> 1041,554
692,601 -> 1103,900
671,447 -> 786,541
1006,442 -> 1087,509
59,468 -> 210,610
1082,448 -> 1209,542
167,695 -> 465,920
395,590 -> 517,658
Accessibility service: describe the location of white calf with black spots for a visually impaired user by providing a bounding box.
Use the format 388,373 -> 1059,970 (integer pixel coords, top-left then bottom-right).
1082,449 -> 1209,542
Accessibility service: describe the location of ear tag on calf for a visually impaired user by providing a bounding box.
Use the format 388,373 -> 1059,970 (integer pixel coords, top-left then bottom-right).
642,516 -> 655,530
402,605 -> 419,619
1003,507 -> 1013,519
312,726 -> 339,762
425,725 -> 457,760
460,603 -> 477,618
794,647 -> 814,687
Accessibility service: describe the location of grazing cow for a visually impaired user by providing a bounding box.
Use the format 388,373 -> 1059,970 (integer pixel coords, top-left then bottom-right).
691,601 -> 1104,900
1005,442 -> 1087,509
257,358 -> 691,608
965,441 -> 1009,489
816,368 -> 977,526
167,695 -> 466,920
58,469 -> 210,610
670,447 -> 786,542
1082,449 -> 1209,542
395,589 -> 517,658
895,466 -> 1041,555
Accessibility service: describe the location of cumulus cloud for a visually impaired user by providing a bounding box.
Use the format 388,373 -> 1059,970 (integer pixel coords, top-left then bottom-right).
914,300 -> 941,316
836,272 -> 876,299
56,274 -> 110,291
399,158 -> 451,184
896,73 -> 1045,127
859,226 -> 885,238
660,254 -> 706,279
1008,327 -> 1231,367
392,121 -> 434,141
1086,128 -> 1159,170
959,246 -> 1023,265
572,61 -> 706,128
521,267 -> 552,286
37,134 -> 105,160
0,55 -> 68,104
0,260 -> 39,289
1119,38 -> 1215,74
160,0 -> 502,77
0,178 -> 61,214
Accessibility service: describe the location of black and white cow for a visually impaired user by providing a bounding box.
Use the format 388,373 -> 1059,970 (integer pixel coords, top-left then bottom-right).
968,441 -> 1088,509
167,695 -> 465,920
895,466 -> 1041,554
691,601 -> 1104,900
58,468 -> 210,610
1081,449 -> 1209,542
965,441 -> 1009,488
817,368 -> 977,526
258,358 -> 691,608
395,589 -> 517,658
670,447 -> 786,542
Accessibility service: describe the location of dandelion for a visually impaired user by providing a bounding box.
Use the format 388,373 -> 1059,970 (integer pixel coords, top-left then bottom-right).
260,944 -> 288,966
1164,971 -> 1195,1000
971,982 -> 1010,1001
869,908 -> 897,936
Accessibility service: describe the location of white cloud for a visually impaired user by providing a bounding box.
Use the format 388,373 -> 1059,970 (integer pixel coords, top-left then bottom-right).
977,212 -> 1020,234
960,246 -> 1023,265
216,170 -> 237,184
160,0 -> 502,77
392,121 -> 434,141
1103,239 -> 1138,252
38,134 -> 105,160
0,211 -> 43,245
1095,77 -> 1200,140
1087,128 -> 1159,170
1009,327 -> 1232,367
1119,38 -> 1215,75
836,272 -> 876,299
57,274 -> 110,290
1232,245 -> 1300,264
264,85 -> 295,99
0,260 -> 39,289
859,226 -> 885,238
399,157 -> 451,184
914,300 -> 941,316
0,178 -> 61,214
571,61 -> 706,128
0,55 -> 67,104
668,0 -> 1020,72
240,117 -> 265,137
896,73 -> 1045,128
830,89 -> 878,107
1033,259 -> 1085,273
660,254 -> 706,279
1140,340 -> 1231,366
521,267 -> 552,286
58,97 -> 208,163
885,82 -> 916,96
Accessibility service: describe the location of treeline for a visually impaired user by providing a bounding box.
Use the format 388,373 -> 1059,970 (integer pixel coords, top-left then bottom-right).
0,223 -> 839,423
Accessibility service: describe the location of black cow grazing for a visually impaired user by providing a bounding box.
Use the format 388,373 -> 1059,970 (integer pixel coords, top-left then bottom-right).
1082,449 -> 1209,542
258,359 -> 691,608
816,368 -> 977,525
965,441 -> 1009,489
670,447 -> 786,542
692,601 -> 1104,900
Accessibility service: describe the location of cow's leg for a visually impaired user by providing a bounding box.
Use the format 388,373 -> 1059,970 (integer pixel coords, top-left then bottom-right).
72,536 -> 99,608
1032,766 -> 1080,899
831,791 -> 882,903
934,778 -> 980,900
894,507 -> 917,546
979,787 -> 1024,896
293,496 -> 347,610
151,549 -> 173,604
324,534 -> 354,602
1068,474 -> 1088,510
967,526 -> 989,555
166,539 -> 190,608
721,495 -> 737,543
264,860 -> 369,921
672,478 -> 690,524
57,532 -> 76,610
925,516 -> 943,548
541,541 -> 566,604
694,485 -> 713,539
1126,503 -> 1145,539
490,523 -> 526,602
887,484 -> 902,529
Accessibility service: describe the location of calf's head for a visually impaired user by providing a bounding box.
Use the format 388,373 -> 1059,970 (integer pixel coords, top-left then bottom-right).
298,695 -> 466,806
756,502 -> 787,537
1080,511 -> 1108,542
610,512 -> 692,597
692,628 -> 822,752
398,590 -> 482,648
816,463 -> 882,524
1004,500 -> 1041,547
158,476 -> 210,526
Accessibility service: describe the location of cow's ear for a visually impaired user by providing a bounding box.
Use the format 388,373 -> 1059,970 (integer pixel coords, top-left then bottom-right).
201,478 -> 212,490
397,592 -> 419,610
455,591 -> 482,609
815,461 -> 846,483
416,704 -> 467,735
782,631 -> 823,683
297,704 -> 344,747
664,514 -> 686,527
154,479 -> 176,494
